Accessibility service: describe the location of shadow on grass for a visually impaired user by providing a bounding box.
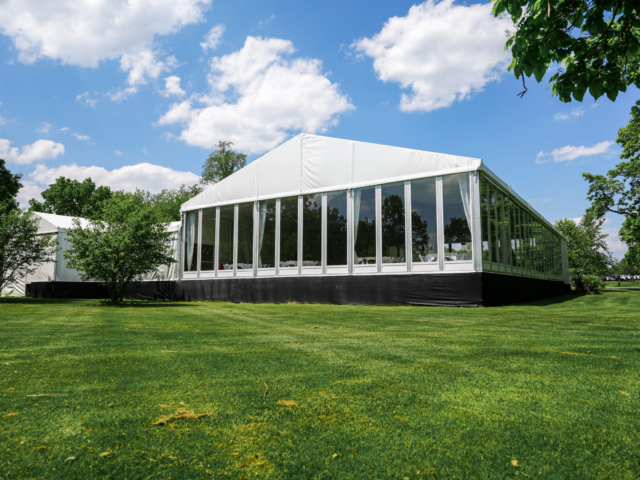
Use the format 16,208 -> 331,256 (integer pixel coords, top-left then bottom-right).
0,297 -> 195,308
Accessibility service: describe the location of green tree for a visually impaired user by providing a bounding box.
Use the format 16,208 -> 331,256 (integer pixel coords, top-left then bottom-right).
1,205 -> 57,293
444,217 -> 471,253
382,195 -> 405,258
132,184 -> 203,223
493,0 -> 640,102
0,159 -> 23,213
555,212 -> 614,275
29,177 -> 113,219
583,100 -> 640,267
64,196 -> 175,304
201,141 -> 247,185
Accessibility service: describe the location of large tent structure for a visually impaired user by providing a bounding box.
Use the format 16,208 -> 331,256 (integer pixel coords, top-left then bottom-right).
177,134 -> 570,306
3,212 -> 181,299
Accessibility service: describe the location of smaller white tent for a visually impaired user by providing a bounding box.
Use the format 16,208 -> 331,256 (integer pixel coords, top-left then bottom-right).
1,213 -> 181,297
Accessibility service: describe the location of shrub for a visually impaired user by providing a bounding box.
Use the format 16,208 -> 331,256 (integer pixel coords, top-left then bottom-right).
571,269 -> 605,293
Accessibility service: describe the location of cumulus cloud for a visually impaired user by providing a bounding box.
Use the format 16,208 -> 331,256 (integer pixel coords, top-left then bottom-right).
16,181 -> 44,208
76,92 -> 98,107
554,108 -> 585,121
200,24 -> 225,53
59,127 -> 69,132
29,162 -> 199,194
105,87 -> 138,103
0,138 -> 65,164
162,76 -> 186,97
0,0 -> 211,89
158,36 -> 354,154
72,133 -> 91,141
536,141 -> 615,164
351,0 -> 511,112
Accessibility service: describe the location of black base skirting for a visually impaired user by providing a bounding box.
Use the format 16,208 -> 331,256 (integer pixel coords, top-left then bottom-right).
27,281 -> 178,301
481,272 -> 571,306
26,273 -> 570,306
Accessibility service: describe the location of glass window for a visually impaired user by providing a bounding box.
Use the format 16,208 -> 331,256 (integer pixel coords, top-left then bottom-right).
354,186 -> 376,264
237,203 -> 253,269
480,177 -> 491,263
381,182 -> 406,263
184,210 -> 199,272
443,173 -> 473,261
280,196 -> 298,268
218,205 -> 234,270
302,194 -> 322,266
489,184 -> 498,263
258,199 -> 276,268
510,198 -> 517,267
201,208 -> 216,271
327,191 -> 347,266
411,177 -> 438,263
502,195 -> 511,266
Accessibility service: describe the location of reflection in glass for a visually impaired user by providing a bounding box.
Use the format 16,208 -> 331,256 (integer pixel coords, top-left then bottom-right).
480,177 -> 490,263
184,210 -> 198,271
326,191 -> 347,266
354,187 -> 376,264
258,199 -> 276,268
302,194 -> 322,266
201,208 -> 216,271
442,173 -> 472,261
381,182 -> 405,263
280,196 -> 298,268
237,203 -> 253,269
218,205 -> 234,269
411,178 -> 438,263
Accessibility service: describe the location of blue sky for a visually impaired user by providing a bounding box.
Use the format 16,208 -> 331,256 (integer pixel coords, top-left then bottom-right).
0,0 -> 635,258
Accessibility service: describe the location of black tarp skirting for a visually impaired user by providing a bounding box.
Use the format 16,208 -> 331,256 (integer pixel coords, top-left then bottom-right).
26,272 -> 570,306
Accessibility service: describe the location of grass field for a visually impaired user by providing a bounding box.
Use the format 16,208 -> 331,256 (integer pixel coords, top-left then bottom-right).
604,280 -> 640,288
1,293 -> 639,479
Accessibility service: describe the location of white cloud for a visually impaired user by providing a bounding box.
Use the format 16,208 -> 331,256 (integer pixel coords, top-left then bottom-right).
76,91 -> 98,107
29,162 -> 199,194
0,0 -> 211,89
16,180 -> 44,208
115,150 -> 122,156
36,122 -> 53,134
0,115 -> 6,125
142,148 -> 148,155
554,108 -> 584,121
162,76 -> 186,97
536,141 -> 615,164
158,36 -> 354,154
200,24 -> 225,53
351,0 -> 511,112
59,126 -> 69,132
0,138 -> 65,164
105,87 -> 138,103
258,15 -> 275,28
72,133 -> 91,141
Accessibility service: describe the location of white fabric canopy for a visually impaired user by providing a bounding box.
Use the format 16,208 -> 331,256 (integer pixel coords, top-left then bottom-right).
182,134 -> 482,212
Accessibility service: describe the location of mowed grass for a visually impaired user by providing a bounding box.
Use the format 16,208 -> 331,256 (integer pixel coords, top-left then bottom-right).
1,293 -> 639,479
604,280 -> 640,288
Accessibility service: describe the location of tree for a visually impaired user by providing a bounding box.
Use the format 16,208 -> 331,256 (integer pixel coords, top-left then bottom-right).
64,196 -> 176,304
444,217 -> 471,253
0,205 -> 57,293
0,159 -> 23,213
29,177 -> 113,219
493,0 -> 640,102
132,184 -> 203,223
201,141 -> 247,185
583,100 -> 640,267
555,212 -> 614,275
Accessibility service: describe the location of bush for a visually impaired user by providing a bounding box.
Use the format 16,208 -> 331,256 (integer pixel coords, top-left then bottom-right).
571,270 -> 605,293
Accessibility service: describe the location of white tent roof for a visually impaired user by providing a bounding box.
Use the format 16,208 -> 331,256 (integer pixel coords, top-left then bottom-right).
34,212 -> 90,233
182,134 -> 482,212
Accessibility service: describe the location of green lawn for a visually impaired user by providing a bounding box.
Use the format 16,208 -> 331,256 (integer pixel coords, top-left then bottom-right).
1,293 -> 639,479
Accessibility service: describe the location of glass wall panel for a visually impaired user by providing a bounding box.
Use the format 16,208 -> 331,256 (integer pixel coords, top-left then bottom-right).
443,173 -> 473,261
411,177 -> 438,263
381,182 -> 406,263
237,202 -> 253,269
495,189 -> 505,264
280,196 -> 298,268
258,199 -> 276,268
201,208 -> 216,271
480,177 -> 491,263
509,197 -> 517,267
184,210 -> 199,272
302,194 -> 322,266
327,191 -> 347,266
489,185 -> 498,263
218,205 -> 234,269
354,186 -> 376,264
